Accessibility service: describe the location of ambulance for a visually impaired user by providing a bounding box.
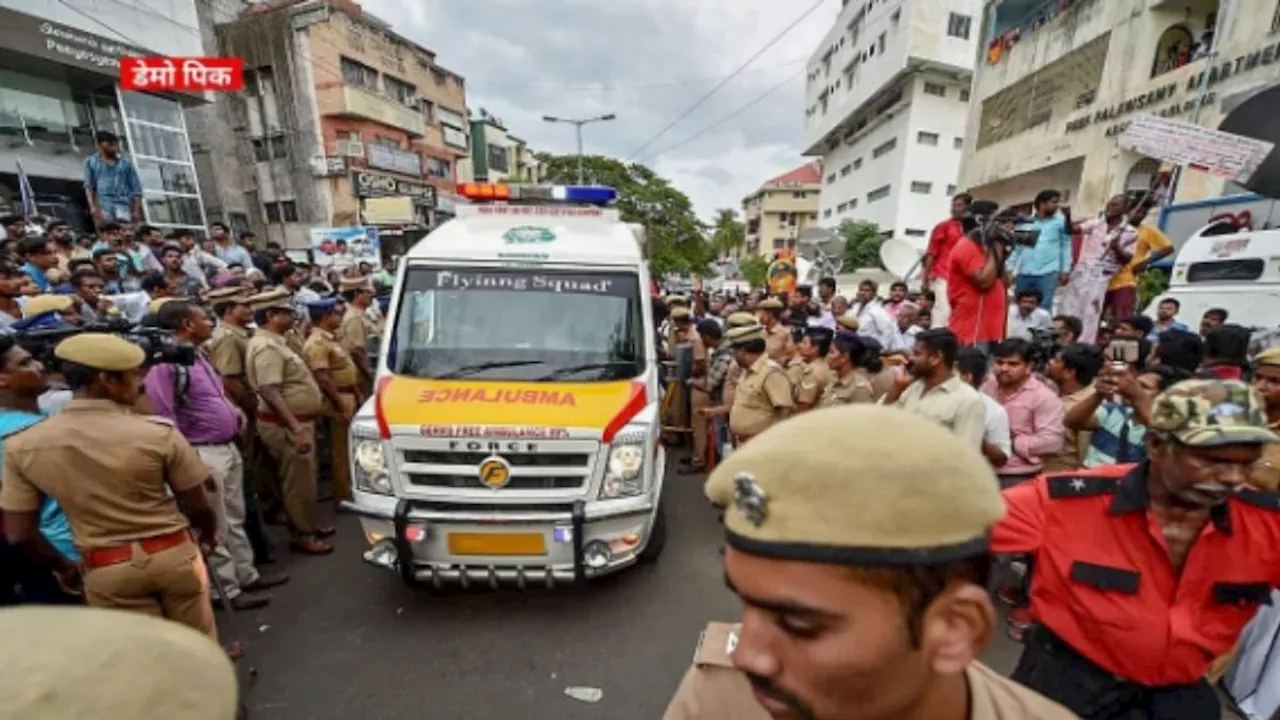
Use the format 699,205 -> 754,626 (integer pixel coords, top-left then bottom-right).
343,183 -> 667,589
1146,224 -> 1280,330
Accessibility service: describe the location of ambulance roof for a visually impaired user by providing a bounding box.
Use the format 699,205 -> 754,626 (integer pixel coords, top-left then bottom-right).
404,205 -> 644,267
1173,226 -> 1280,269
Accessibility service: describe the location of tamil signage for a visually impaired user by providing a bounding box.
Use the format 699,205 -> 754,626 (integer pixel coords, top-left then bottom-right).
0,7 -> 147,76
352,170 -> 436,206
1118,115 -> 1274,183
367,143 -> 423,177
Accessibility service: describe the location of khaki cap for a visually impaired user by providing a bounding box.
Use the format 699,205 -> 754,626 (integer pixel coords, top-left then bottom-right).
24,295 -> 74,318
758,297 -> 784,310
204,286 -> 247,303
726,323 -> 765,346
706,405 -> 1005,564
55,333 -> 145,372
670,306 -> 692,321
339,275 -> 371,292
147,297 -> 189,315
246,288 -> 292,312
1148,379 -> 1278,448
1255,347 -> 1280,367
836,314 -> 860,331
663,294 -> 688,307
726,311 -> 757,328
0,606 -> 237,720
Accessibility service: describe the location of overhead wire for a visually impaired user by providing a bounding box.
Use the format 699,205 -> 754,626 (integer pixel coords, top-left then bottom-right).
623,0 -> 828,160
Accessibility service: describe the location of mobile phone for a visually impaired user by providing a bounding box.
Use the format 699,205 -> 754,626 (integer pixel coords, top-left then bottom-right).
1104,339 -> 1139,370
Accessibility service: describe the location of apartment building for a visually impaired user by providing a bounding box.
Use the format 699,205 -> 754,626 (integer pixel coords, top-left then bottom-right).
805,0 -> 982,246
463,113 -> 542,184
742,163 -> 822,258
0,0 -> 214,237
959,0 -> 1280,215
217,0 -> 469,254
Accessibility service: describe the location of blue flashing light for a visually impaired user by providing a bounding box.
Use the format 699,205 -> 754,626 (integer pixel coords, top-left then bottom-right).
555,185 -> 618,204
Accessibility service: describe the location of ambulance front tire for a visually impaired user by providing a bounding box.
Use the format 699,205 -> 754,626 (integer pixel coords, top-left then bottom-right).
638,503 -> 667,563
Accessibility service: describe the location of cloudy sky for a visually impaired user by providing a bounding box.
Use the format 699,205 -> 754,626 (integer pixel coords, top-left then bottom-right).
358,0 -> 840,223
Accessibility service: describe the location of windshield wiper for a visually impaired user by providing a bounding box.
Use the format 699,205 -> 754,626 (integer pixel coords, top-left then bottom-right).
532,361 -> 637,381
434,360 -> 547,379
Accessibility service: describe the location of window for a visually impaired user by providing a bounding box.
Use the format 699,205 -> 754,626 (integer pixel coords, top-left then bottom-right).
340,57 -> 379,91
853,157 -> 863,170
840,164 -> 852,177
947,184 -> 957,196
837,202 -> 849,213
959,89 -> 970,102
228,212 -> 251,236
243,66 -> 273,97
250,134 -> 288,162
868,185 -> 890,202
339,130 -> 361,143
826,173 -> 836,184
773,238 -> 785,250
947,13 -> 972,40
487,145 -> 509,173
263,201 -> 298,223
904,229 -> 927,237
877,32 -> 885,54
954,137 -> 964,150
923,82 -> 946,98
425,156 -> 452,180
824,208 -> 833,218
910,181 -> 932,194
917,131 -> 939,146
848,198 -> 858,210
793,191 -> 807,199
384,75 -> 417,107
872,138 -> 896,158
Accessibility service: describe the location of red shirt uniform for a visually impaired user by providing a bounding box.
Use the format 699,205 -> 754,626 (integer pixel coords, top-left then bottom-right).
946,238 -> 1006,345
926,218 -> 964,283
992,463 -> 1280,687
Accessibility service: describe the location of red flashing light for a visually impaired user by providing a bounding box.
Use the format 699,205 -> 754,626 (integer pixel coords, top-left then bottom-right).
457,183 -> 511,200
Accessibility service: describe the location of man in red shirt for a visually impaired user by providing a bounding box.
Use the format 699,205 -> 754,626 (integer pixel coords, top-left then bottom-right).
992,379 -> 1280,719
922,193 -> 971,328
946,226 -> 1007,347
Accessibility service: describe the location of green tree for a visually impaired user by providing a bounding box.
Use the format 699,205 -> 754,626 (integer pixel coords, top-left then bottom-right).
535,153 -> 713,276
709,208 -> 746,258
739,255 -> 769,289
1138,268 -> 1170,309
838,220 -> 882,271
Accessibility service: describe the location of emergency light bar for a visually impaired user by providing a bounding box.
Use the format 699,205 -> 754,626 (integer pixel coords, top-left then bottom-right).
456,182 -> 618,205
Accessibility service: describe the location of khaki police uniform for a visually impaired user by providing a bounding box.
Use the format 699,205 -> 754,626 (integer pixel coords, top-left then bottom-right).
1251,347 -> 1280,492
683,314 -> 714,466
338,276 -> 375,386
304,325 -> 360,504
727,326 -> 793,444
244,290 -> 325,538
721,312 -> 757,410
665,405 -> 1080,719
821,369 -> 876,407
757,298 -> 789,363
0,335 -> 217,641
795,358 -> 832,407
784,355 -> 806,388
0,606 -> 239,720
663,306 -> 698,444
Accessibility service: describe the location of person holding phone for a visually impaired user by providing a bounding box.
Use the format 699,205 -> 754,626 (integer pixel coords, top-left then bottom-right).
1063,346 -> 1186,468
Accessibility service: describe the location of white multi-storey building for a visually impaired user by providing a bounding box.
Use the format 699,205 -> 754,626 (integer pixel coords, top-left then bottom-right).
805,0 -> 983,244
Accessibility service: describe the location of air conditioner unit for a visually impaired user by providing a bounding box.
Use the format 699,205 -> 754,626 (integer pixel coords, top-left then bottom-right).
340,140 -> 365,158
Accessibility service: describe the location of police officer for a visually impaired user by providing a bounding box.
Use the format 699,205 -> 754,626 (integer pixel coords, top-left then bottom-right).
0,606 -> 239,720
783,327 -> 806,389
244,289 -> 333,555
337,275 -> 376,391
721,311 -> 758,411
303,296 -> 360,508
0,334 -> 221,640
823,332 -> 877,407
794,326 -> 833,412
664,405 -> 1078,719
755,297 -> 789,362
725,324 -> 792,445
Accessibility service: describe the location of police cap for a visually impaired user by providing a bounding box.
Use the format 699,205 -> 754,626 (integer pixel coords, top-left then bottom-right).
726,311 -> 757,328
758,297 -> 785,311
706,405 -> 1004,565
24,295 -> 73,318
339,275 -> 370,292
670,306 -> 692,321
0,606 -> 238,720
663,294 -> 689,307
204,286 -> 247,303
147,297 -> 185,316
246,288 -> 292,312
726,323 -> 765,346
835,314 -> 860,331
54,333 -> 145,372
1255,347 -> 1280,368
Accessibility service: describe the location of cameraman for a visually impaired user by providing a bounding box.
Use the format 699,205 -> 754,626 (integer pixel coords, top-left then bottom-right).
145,301 -> 286,609
946,220 -> 1009,348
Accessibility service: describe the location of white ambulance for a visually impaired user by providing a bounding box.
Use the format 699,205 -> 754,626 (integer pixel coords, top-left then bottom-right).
1146,225 -> 1280,330
344,183 -> 668,589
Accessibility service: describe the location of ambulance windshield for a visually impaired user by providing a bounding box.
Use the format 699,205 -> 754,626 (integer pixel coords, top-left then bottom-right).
388,265 -> 646,382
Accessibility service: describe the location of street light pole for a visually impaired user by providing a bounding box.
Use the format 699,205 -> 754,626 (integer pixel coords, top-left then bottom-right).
542,113 -> 617,184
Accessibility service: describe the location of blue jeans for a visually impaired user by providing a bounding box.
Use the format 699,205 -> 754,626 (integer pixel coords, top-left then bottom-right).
1015,273 -> 1057,311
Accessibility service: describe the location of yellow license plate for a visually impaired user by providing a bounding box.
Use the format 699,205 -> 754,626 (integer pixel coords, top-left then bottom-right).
447,532 -> 546,556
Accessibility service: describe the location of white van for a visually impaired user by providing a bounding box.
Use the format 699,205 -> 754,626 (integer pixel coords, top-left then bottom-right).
1146,225 -> 1280,330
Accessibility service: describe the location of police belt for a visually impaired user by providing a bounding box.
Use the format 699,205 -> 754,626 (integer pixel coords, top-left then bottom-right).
81,529 -> 193,570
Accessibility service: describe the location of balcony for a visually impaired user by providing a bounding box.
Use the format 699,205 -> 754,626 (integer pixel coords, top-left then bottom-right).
329,86 -> 424,137
978,0 -> 1111,96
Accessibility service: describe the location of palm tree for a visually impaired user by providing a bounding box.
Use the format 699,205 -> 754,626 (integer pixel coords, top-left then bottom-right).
709,208 -> 746,259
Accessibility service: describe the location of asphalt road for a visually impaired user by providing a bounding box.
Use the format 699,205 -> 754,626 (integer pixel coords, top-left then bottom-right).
228,459 -> 1025,720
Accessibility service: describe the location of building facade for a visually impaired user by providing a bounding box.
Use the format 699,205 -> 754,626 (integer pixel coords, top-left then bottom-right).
805,0 -> 982,245
742,163 -> 822,258
217,0 -> 469,255
0,0 -> 212,238
959,0 -> 1280,216
463,114 -> 541,185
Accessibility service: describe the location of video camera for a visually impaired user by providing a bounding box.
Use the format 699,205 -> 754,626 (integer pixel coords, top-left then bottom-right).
1026,326 -> 1061,373
14,317 -> 197,372
962,200 -> 1040,250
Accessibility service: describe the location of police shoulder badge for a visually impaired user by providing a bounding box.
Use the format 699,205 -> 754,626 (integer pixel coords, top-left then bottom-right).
733,472 -> 769,527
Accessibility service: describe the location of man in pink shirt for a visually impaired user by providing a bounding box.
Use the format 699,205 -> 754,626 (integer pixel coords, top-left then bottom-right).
980,338 -> 1065,489
921,192 -> 971,328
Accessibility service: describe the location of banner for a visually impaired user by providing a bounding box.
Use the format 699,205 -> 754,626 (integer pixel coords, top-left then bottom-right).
310,226 -> 379,270
1118,114 -> 1274,183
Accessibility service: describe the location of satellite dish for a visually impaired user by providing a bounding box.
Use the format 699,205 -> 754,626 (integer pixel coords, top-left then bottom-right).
879,238 -> 923,281
797,226 -> 844,260
1219,82 -> 1280,199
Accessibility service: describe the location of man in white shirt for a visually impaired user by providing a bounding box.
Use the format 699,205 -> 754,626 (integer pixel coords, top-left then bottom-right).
957,346 -> 1011,469
849,279 -> 895,349
1006,288 -> 1053,341
885,302 -> 922,354
171,229 -> 226,290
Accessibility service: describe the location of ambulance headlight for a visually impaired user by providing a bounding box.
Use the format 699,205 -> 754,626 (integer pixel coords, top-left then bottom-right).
599,430 -> 647,499
351,423 -> 392,495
